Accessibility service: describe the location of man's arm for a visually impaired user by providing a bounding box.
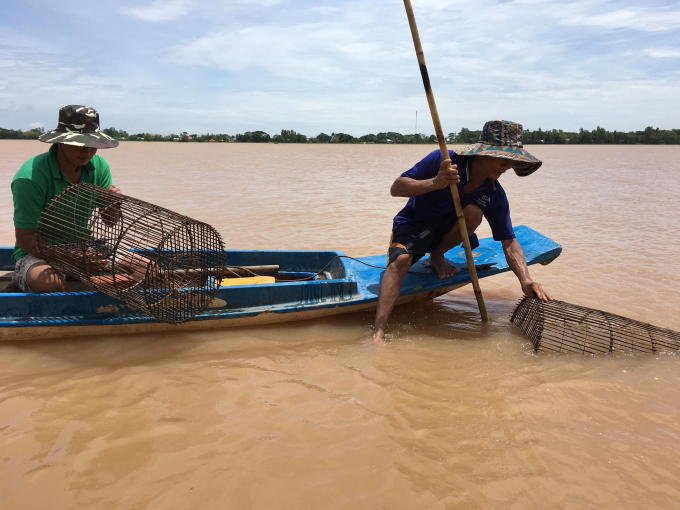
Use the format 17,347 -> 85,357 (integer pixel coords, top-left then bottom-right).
15,228 -> 42,259
391,160 -> 459,197
501,238 -> 553,301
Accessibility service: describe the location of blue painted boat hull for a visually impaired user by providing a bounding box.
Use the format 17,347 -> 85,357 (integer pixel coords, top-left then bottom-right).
0,226 -> 561,341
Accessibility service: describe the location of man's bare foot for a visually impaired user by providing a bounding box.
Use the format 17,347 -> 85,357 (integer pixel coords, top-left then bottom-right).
429,255 -> 459,279
371,328 -> 386,344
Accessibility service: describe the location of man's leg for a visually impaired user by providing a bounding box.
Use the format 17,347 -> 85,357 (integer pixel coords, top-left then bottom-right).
371,252 -> 413,343
26,263 -> 68,292
430,204 -> 483,278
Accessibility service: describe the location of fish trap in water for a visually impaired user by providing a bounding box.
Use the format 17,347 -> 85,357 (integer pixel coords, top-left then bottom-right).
510,296 -> 680,354
37,183 -> 225,323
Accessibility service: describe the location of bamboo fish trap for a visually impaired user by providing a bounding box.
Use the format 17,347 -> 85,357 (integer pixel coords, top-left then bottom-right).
511,296 -> 680,354
37,183 -> 225,323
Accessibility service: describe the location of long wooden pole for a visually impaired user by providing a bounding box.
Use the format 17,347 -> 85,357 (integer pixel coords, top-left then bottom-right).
402,0 -> 488,322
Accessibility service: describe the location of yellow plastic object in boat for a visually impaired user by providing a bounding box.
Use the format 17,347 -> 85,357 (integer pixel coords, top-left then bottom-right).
220,276 -> 275,287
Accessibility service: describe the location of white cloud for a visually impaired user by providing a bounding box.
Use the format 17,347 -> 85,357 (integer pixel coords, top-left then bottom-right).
238,0 -> 282,5
556,5 -> 680,33
121,0 -> 196,22
416,0 -> 680,34
644,47 -> 680,58
29,122 -> 44,129
310,6 -> 342,14
120,0 -> 282,22
165,21 -> 402,85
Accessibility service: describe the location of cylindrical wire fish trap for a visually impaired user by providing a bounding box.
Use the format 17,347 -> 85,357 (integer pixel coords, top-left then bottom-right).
37,183 -> 225,323
511,296 -> 680,354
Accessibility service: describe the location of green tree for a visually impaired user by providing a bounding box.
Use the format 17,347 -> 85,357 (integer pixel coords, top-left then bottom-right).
23,128 -> 42,140
552,129 -> 566,144
102,127 -> 129,140
235,131 -> 271,143
331,132 -> 355,143
250,131 -> 270,143
376,132 -> 389,143
660,130 -> 678,144
385,132 -> 404,143
457,128 -> 479,143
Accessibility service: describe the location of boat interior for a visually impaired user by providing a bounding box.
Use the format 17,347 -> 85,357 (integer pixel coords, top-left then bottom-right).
0,249 -> 352,295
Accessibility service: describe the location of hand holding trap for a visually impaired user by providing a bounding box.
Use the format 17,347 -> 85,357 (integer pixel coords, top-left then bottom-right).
511,296 -> 680,354
37,183 -> 225,323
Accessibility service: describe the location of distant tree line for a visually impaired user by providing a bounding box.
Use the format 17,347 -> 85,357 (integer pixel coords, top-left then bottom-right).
233,130 -> 439,144
99,128 -> 232,143
0,127 -> 45,139
448,126 -> 680,145
522,126 -> 680,145
2,126 -> 679,145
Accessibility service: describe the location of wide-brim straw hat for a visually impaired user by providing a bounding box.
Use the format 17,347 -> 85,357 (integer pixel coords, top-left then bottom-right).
455,120 -> 541,177
39,105 -> 119,149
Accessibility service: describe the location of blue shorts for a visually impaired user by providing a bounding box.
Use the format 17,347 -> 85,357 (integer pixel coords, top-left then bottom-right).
387,215 -> 458,266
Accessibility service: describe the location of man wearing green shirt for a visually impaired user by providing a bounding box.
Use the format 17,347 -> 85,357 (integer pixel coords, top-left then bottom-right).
11,105 -> 121,292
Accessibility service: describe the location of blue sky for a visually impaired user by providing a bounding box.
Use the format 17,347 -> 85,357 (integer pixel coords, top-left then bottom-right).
1,0 -> 679,136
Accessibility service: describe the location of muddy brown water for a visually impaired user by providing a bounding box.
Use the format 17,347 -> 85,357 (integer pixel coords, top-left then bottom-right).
1,141 -> 679,509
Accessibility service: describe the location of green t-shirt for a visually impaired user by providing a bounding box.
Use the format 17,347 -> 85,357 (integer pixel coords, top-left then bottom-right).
11,144 -> 113,261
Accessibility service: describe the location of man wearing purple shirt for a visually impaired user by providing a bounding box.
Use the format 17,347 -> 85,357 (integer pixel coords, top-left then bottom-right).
372,120 -> 553,342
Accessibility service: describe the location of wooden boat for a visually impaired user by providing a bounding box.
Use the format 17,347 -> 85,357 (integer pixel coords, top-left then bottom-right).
0,226 -> 561,341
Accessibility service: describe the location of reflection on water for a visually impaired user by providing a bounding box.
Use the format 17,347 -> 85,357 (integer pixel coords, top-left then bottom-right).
1,141 -> 679,508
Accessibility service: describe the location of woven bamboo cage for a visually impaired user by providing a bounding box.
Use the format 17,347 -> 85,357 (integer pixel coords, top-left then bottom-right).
37,183 -> 225,323
511,296 -> 680,354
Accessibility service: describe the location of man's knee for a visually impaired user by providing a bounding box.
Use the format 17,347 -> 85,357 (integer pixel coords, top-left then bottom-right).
27,264 -> 67,293
463,204 -> 483,232
388,253 -> 412,274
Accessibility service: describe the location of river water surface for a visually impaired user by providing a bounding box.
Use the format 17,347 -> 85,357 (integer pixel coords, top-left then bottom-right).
1,141 -> 679,509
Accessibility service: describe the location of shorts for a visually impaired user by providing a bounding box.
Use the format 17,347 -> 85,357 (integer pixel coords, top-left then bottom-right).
387,215 -> 458,266
12,254 -> 50,293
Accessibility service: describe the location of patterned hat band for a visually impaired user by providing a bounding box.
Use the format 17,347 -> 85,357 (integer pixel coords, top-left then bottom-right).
38,105 -> 119,149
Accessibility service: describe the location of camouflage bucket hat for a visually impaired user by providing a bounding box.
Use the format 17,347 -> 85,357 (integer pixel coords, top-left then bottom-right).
455,120 -> 541,177
39,105 -> 119,149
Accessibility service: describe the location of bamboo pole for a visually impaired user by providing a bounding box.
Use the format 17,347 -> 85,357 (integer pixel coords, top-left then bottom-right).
402,0 -> 488,322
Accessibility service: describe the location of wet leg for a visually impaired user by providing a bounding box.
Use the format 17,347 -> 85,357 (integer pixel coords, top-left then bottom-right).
371,253 -> 412,343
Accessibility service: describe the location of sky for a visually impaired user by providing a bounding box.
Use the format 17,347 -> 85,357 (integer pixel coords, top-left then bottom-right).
1,0 -> 679,136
